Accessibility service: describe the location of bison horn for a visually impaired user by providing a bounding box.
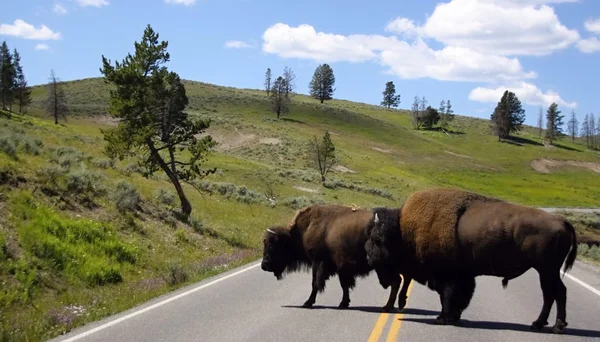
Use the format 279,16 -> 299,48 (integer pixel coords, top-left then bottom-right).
267,228 -> 276,234
374,213 -> 379,224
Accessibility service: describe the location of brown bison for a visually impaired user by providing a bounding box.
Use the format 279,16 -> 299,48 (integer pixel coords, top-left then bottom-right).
364,188 -> 578,334
261,204 -> 412,312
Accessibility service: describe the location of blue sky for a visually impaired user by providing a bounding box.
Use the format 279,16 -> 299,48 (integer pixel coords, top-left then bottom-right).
1,0 -> 599,128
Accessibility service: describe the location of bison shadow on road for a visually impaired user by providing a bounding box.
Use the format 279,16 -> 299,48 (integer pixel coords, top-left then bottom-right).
281,305 -> 439,315
399,317 -> 600,338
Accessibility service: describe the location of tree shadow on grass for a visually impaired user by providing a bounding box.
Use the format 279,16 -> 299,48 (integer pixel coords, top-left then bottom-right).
281,118 -> 307,125
399,317 -> 600,338
420,127 -> 466,136
552,143 -> 583,152
501,136 -> 544,147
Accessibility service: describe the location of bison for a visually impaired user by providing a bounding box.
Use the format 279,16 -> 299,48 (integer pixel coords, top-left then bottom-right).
364,188 -> 577,334
261,204 -> 411,312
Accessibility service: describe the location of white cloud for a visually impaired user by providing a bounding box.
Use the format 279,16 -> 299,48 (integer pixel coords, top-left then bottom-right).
54,4 -> 68,15
584,18 -> 600,35
262,23 -> 535,83
385,18 -> 419,39
225,40 -> 252,49
387,0 -> 580,56
0,19 -> 61,40
76,0 -> 109,7
35,43 -> 50,50
469,82 -> 577,109
576,37 -> 600,53
164,0 -> 196,5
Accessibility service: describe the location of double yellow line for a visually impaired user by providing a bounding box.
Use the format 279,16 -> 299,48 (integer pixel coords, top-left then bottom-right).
366,281 -> 414,342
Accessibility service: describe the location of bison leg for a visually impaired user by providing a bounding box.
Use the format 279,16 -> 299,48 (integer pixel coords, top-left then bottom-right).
435,275 -> 475,326
531,272 -> 555,331
552,276 -> 568,334
397,274 -> 412,310
337,270 -> 355,309
382,274 -> 401,313
303,261 -> 323,308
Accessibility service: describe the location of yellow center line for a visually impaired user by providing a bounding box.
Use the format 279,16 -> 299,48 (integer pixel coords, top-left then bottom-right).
385,281 -> 414,342
367,312 -> 390,342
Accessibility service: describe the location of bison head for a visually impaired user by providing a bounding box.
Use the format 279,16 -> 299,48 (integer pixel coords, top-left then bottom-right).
365,210 -> 402,288
261,226 -> 294,280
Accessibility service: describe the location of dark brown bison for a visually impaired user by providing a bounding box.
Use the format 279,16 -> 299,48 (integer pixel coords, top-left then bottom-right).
261,204 -> 412,312
364,188 -> 577,334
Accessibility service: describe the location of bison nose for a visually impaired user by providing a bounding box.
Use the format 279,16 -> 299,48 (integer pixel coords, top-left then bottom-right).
261,261 -> 269,271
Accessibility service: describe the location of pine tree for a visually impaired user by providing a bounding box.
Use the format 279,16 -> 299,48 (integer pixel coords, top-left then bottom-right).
12,49 -> 31,114
45,69 -> 68,124
264,68 -> 271,96
381,81 -> 401,109
0,41 -> 15,110
270,76 -> 290,119
309,64 -> 335,103
545,102 -> 564,145
440,99 -> 455,131
422,106 -> 440,129
490,90 -> 525,141
567,110 -> 578,143
590,114 -> 596,150
537,107 -> 544,139
99,24 -> 217,219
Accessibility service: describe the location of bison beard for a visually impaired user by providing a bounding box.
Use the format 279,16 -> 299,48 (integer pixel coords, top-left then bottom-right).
261,204 -> 411,312
365,188 -> 578,334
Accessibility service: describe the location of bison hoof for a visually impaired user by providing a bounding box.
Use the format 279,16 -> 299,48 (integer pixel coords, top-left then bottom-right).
435,315 -> 460,326
530,320 -> 548,330
398,298 -> 407,310
551,319 -> 568,334
381,305 -> 394,313
338,301 -> 350,309
302,301 -> 314,308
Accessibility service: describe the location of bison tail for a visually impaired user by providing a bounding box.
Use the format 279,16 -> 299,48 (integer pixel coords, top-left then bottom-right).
562,220 -> 578,275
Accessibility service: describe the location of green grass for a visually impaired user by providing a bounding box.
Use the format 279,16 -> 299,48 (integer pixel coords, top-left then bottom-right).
1,76 -> 599,340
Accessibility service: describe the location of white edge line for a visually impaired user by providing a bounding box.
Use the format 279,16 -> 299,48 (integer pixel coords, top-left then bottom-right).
564,272 -> 600,297
59,262 -> 261,342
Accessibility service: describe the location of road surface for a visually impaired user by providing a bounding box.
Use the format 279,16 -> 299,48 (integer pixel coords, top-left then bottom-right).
51,259 -> 600,342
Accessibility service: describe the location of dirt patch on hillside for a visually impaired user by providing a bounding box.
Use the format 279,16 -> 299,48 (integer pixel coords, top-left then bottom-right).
371,147 -> 394,154
445,150 -> 472,159
531,158 -> 600,174
332,165 -> 356,173
197,127 -> 256,152
260,138 -> 281,145
90,115 -> 120,127
294,186 -> 320,194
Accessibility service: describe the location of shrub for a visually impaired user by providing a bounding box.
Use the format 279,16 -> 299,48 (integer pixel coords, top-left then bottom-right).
112,180 -> 140,213
93,158 -> 113,169
50,147 -> 86,169
0,137 -> 17,159
64,167 -> 106,206
154,189 -> 176,206
282,196 -> 324,210
165,262 -> 188,286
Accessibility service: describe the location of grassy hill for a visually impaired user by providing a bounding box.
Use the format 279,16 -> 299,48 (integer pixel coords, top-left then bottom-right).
1,77 -> 600,341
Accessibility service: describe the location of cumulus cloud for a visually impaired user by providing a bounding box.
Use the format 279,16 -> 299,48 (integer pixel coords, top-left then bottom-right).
387,0 -> 581,56
262,23 -> 535,83
35,43 -> 50,50
164,0 -> 196,5
576,37 -> 600,53
225,40 -> 252,49
54,4 -> 68,15
584,18 -> 600,35
76,0 -> 109,7
0,19 -> 61,40
385,18 -> 419,39
469,82 -> 577,109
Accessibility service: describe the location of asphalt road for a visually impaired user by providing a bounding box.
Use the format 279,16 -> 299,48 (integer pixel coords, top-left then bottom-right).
51,259 -> 600,342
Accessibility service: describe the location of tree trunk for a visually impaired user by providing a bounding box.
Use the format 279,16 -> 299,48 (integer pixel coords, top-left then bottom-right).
146,138 -> 192,218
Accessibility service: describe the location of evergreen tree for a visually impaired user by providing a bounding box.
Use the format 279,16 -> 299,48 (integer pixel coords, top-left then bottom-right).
270,76 -> 290,119
309,64 -> 335,103
13,49 -> 31,114
99,24 -> 216,219
439,99 -> 455,131
264,68 -> 271,96
490,90 -> 525,140
0,41 -> 15,110
380,81 -> 401,109
422,106 -> 440,129
45,69 -> 68,124
411,96 -> 420,129
590,114 -> 596,149
567,110 -> 578,143
537,107 -> 544,139
545,102 -> 564,145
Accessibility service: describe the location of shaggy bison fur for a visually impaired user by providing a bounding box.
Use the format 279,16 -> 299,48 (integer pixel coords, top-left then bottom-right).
364,188 -> 578,334
261,204 -> 411,311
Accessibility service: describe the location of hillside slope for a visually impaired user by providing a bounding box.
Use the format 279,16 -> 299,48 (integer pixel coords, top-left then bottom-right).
1,77 -> 599,341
